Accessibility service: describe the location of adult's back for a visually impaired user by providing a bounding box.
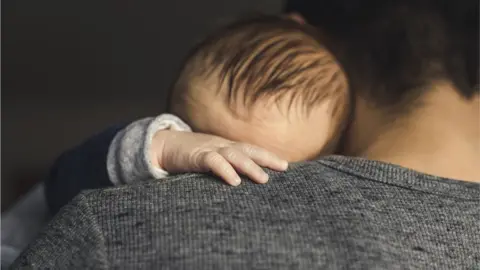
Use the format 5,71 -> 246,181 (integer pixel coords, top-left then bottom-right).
12,156 -> 479,269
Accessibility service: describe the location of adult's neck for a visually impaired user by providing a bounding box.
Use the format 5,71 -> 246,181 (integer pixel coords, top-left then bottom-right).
343,83 -> 480,182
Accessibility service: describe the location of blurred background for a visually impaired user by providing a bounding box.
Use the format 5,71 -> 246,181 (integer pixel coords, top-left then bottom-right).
2,0 -> 285,211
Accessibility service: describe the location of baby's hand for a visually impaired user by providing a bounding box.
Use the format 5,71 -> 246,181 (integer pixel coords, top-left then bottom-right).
151,130 -> 288,186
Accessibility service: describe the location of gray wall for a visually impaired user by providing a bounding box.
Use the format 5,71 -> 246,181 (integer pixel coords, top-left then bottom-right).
2,0 -> 284,210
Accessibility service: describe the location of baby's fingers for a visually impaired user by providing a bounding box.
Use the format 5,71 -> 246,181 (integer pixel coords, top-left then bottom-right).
200,151 -> 242,186
236,144 -> 288,172
218,148 -> 269,184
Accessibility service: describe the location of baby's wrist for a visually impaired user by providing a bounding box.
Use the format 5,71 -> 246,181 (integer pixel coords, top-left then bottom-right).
150,130 -> 170,170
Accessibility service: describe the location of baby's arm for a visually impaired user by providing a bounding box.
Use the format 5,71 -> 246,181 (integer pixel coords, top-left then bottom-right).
108,114 -> 288,187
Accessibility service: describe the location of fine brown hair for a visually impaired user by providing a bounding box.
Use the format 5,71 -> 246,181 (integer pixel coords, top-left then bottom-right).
167,15 -> 348,119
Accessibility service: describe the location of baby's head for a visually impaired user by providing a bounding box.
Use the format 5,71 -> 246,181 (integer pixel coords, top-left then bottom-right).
168,16 -> 349,162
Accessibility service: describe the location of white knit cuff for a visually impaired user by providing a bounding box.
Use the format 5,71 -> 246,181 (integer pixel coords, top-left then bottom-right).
107,114 -> 191,186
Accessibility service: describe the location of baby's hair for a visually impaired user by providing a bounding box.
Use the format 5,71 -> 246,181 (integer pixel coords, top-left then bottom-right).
168,15 -> 348,119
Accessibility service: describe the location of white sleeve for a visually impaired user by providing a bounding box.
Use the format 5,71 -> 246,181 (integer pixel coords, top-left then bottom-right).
106,114 -> 191,186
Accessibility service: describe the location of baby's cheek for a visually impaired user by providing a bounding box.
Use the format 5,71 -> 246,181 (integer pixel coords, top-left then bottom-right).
269,140 -> 325,162
288,133 -> 333,162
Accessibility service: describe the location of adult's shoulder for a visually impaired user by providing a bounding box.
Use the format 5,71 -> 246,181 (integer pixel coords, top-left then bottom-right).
81,154 -> 480,216
78,157 -> 367,230
81,157 -> 353,207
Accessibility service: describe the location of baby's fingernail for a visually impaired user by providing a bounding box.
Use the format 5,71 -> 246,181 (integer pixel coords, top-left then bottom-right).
281,160 -> 289,170
260,172 -> 269,183
232,176 -> 241,186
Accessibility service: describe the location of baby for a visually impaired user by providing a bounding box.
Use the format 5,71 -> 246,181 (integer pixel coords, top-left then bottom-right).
109,15 -> 349,186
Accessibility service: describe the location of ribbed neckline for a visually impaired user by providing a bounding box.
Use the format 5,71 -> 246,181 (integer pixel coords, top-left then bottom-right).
316,155 -> 480,201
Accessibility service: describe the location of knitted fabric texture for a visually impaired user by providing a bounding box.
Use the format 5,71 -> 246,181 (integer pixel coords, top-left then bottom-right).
14,156 -> 480,269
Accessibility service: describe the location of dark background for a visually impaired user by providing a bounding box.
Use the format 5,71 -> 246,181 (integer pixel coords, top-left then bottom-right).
2,0 -> 284,210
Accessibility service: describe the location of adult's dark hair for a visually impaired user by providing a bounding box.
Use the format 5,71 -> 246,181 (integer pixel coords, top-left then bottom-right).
286,0 -> 479,112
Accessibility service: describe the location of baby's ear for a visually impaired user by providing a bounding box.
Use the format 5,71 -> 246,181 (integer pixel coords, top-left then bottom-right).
284,12 -> 307,25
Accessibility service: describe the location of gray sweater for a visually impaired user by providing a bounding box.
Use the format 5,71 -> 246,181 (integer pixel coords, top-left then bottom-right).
12,156 -> 480,269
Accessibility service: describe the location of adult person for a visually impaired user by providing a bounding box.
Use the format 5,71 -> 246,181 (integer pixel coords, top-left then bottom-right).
12,0 -> 479,268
